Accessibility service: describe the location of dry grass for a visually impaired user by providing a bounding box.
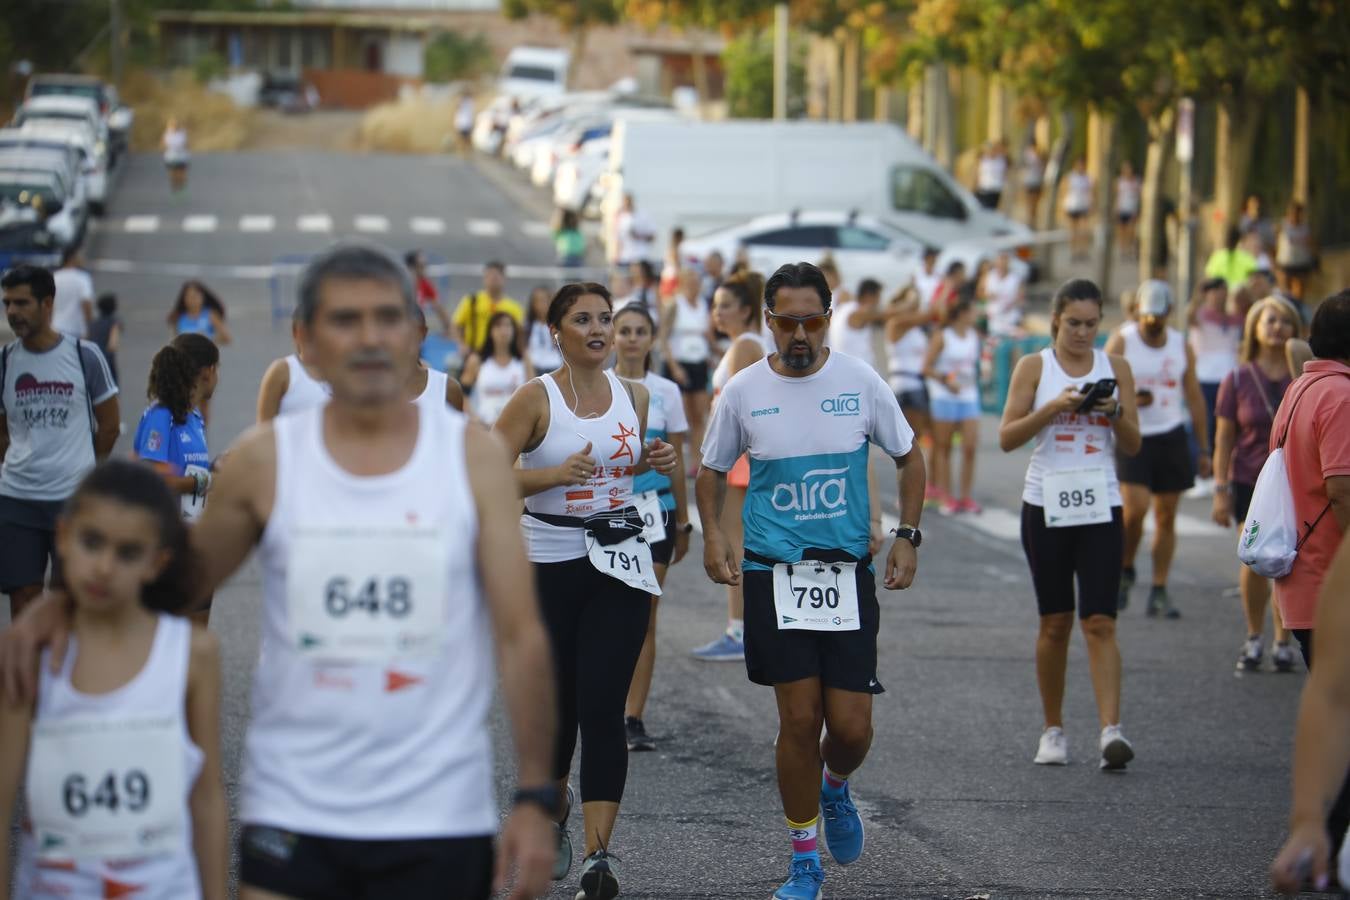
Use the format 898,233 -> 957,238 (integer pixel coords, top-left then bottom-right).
355,97 -> 458,154
121,70 -> 254,153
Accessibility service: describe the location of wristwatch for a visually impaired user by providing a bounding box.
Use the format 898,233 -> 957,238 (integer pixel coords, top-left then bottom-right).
512,785 -> 562,817
891,525 -> 922,548
676,521 -> 694,535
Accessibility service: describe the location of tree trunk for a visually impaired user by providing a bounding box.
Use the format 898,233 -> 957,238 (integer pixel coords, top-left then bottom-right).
927,64 -> 954,170
874,84 -> 891,122
566,27 -> 588,90
688,30 -> 708,115
907,78 -> 924,141
841,30 -> 859,122
1138,106 -> 1176,286
1038,109 -> 1072,233
986,74 -> 1006,143
1213,95 -> 1262,244
1293,86 -> 1310,203
827,36 -> 843,121
1091,110 -> 1118,293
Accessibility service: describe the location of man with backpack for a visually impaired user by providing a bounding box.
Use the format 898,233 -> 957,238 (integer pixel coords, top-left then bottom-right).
0,264 -> 120,618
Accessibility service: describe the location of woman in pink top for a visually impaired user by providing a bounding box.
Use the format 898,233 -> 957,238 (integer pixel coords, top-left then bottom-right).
1212,296 -> 1302,673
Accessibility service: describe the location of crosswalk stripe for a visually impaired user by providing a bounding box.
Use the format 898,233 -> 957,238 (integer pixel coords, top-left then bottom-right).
182,215 -> 218,233
124,215 -> 159,233
521,221 -> 552,238
239,215 -> 275,232
410,217 -> 445,235
354,215 -> 389,233
466,218 -> 503,237
297,214 -> 332,233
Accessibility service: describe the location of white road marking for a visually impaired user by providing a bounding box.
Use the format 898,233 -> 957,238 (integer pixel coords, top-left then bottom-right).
86,256 -> 608,280
297,214 -> 332,233
410,217 -> 445,235
521,221 -> 552,238
466,218 -> 503,237
182,215 -> 218,233
354,215 -> 389,233
239,215 -> 275,232
124,215 -> 159,233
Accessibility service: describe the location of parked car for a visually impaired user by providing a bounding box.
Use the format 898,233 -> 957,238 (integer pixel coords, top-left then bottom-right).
24,74 -> 131,160
601,120 -> 1030,264
14,95 -> 109,156
0,123 -> 108,213
0,201 -> 61,269
530,119 -> 611,188
259,72 -> 316,113
554,135 -> 610,213
680,210 -> 1031,301
0,148 -> 87,230
0,169 -> 83,250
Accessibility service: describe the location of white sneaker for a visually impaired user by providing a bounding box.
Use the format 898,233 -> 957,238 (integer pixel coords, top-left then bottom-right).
1185,477 -> 1214,499
1100,724 -> 1135,771
1034,727 -> 1068,765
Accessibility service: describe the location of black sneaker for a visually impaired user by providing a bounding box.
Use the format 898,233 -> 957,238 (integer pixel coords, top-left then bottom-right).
575,849 -> 620,900
1118,568 -> 1135,611
625,717 -> 655,752
1146,586 -> 1180,619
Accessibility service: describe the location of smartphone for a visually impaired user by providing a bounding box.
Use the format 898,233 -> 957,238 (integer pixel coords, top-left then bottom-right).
1076,378 -> 1118,414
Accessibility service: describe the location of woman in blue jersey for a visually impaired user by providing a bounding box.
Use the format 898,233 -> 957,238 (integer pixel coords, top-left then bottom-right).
133,333 -> 219,620
167,281 -> 232,344
613,304 -> 691,752
165,282 -> 229,426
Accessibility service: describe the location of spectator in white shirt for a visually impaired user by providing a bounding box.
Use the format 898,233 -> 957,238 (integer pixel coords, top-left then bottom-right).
50,247 -> 94,339
613,193 -> 657,266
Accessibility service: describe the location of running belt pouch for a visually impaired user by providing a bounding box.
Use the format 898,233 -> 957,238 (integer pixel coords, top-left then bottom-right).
1237,372 -> 1346,579
527,509 -> 646,546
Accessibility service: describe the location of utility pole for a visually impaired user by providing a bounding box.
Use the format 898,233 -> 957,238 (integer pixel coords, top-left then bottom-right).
1175,98 -> 1196,307
773,3 -> 788,120
109,0 -> 125,82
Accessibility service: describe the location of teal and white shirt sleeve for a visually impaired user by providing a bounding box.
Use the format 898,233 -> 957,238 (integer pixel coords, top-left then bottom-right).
700,369 -> 749,474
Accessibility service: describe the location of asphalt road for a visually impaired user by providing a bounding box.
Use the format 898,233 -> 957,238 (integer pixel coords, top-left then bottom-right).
5,149 -> 1313,899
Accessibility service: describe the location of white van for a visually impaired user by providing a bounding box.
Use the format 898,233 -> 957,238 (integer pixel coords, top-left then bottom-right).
602,120 -> 1028,261
498,47 -> 570,100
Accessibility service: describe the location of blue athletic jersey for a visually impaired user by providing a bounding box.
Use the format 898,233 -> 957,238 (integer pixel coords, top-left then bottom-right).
701,351 -> 914,571
176,311 -> 214,338
628,371 -> 688,511
133,403 -> 210,478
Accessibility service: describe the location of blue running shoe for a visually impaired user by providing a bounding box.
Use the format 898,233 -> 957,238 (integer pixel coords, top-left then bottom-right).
772,856 -> 824,900
690,632 -> 744,662
820,782 -> 865,865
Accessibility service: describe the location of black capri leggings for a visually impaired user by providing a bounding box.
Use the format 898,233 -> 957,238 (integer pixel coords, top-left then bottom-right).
1020,503 -> 1124,619
536,556 -> 651,803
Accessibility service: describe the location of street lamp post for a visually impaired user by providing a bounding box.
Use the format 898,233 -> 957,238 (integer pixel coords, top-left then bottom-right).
773,3 -> 789,120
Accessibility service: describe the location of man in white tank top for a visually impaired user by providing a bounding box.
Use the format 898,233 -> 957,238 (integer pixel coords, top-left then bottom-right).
12,245 -> 559,899
1104,281 -> 1211,619
826,278 -> 885,371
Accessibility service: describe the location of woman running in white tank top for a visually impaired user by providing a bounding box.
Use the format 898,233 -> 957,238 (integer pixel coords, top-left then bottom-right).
922,297 -> 983,514
999,278 -> 1141,773
459,310 -> 531,426
0,461 -> 225,900
659,268 -> 712,475
492,283 -> 678,899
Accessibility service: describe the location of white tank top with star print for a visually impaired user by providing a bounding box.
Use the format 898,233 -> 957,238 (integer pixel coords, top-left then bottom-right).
519,369 -> 641,563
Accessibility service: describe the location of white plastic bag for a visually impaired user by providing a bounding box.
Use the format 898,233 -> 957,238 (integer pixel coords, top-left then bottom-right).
1238,447 -> 1299,578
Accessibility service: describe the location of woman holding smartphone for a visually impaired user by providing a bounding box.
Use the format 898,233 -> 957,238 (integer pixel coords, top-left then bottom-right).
999,279 -> 1142,771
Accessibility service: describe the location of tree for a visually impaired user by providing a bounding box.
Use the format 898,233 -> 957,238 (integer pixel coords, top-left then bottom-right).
501,0 -> 623,88
722,29 -> 806,118
423,30 -> 495,84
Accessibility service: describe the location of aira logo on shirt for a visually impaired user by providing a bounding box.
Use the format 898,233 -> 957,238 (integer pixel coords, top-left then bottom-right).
820,392 -> 861,416
771,466 -> 849,517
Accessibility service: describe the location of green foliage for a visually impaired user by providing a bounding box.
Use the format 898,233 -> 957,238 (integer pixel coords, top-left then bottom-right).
191,51 -> 226,84
423,31 -> 495,84
501,0 -> 622,30
722,30 -> 806,119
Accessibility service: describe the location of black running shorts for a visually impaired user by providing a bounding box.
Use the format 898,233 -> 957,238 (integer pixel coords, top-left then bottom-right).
1116,424 -> 1194,494
240,825 -> 493,900
742,561 -> 884,694
1020,503 -> 1124,619
648,513 -> 677,567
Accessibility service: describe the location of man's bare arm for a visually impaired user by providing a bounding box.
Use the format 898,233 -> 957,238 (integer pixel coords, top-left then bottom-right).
468,426 -> 556,786
92,396 -> 120,460
188,426 -> 272,605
